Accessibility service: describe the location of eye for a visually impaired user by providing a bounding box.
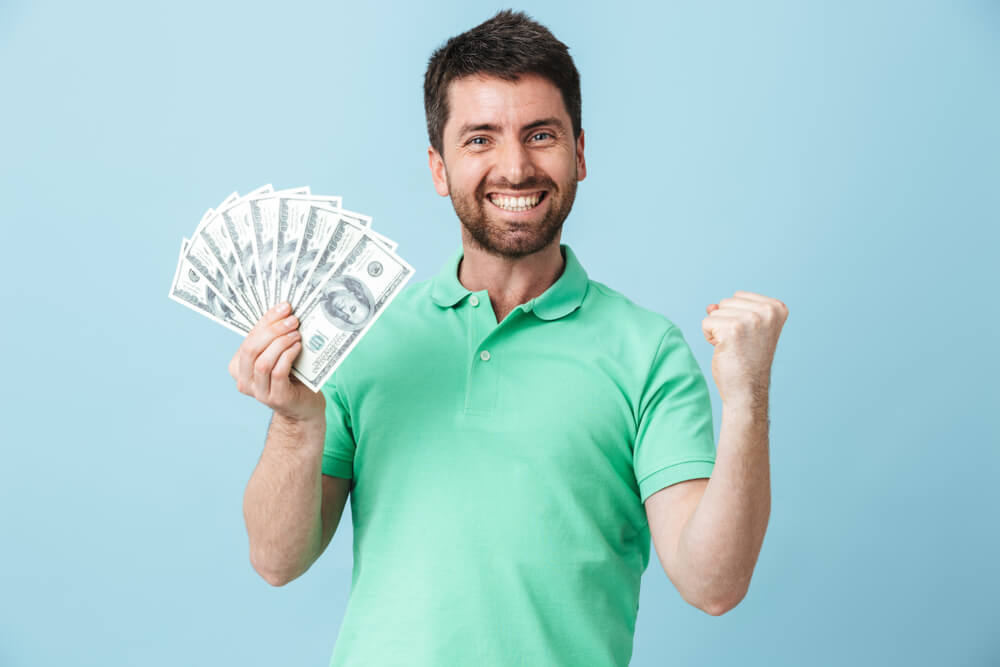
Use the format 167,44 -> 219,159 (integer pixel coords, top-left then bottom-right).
467,136 -> 488,146
530,131 -> 554,142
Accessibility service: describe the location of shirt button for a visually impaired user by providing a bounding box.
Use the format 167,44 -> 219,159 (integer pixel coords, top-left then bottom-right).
479,350 -> 491,362
469,295 -> 480,307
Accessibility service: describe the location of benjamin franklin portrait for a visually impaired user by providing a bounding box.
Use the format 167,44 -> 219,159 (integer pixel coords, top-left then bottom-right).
320,275 -> 374,332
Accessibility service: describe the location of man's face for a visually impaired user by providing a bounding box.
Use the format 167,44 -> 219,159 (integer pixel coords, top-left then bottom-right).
428,73 -> 586,258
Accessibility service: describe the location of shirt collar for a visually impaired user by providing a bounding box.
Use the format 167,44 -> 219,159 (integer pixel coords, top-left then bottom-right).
429,243 -> 589,321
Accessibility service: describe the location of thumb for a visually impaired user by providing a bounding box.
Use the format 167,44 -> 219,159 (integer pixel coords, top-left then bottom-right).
702,306 -> 720,345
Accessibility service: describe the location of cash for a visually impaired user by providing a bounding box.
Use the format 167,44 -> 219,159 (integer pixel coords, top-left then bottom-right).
169,185 -> 414,391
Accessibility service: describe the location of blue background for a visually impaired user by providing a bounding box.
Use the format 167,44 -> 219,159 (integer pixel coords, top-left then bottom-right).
1,1 -> 997,665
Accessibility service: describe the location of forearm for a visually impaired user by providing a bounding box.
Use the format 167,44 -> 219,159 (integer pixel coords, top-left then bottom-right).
243,412 -> 326,585
676,400 -> 771,612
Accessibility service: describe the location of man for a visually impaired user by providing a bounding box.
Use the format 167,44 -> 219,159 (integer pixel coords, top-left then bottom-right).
234,10 -> 787,666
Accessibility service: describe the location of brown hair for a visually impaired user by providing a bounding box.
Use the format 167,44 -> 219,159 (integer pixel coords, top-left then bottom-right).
423,9 -> 582,155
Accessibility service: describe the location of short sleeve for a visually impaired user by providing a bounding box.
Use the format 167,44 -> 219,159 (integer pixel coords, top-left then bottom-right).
633,325 -> 717,503
320,373 -> 356,479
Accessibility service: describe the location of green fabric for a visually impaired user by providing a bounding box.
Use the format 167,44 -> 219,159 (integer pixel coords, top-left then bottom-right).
321,244 -> 716,666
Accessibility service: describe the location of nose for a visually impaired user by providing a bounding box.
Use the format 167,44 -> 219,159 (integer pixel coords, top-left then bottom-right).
495,138 -> 535,185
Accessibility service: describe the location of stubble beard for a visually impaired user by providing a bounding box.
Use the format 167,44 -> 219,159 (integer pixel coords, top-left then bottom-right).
448,172 -> 578,259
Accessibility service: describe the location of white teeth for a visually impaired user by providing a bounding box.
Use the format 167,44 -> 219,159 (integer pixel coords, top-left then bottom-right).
490,193 -> 542,211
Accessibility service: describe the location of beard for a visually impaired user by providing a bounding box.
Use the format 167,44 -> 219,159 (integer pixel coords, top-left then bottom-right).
448,172 -> 578,259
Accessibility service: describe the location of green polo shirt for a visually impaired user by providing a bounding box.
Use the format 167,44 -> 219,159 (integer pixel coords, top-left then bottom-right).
320,244 -> 716,666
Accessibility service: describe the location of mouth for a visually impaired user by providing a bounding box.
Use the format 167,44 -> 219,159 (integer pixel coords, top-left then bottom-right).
486,190 -> 547,213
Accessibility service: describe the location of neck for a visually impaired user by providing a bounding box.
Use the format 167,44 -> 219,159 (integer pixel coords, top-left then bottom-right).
457,232 -> 566,321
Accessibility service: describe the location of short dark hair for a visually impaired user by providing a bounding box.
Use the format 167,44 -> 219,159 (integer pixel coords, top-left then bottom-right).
423,9 -> 582,155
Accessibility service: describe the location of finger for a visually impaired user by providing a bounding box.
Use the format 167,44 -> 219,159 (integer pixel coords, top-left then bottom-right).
706,304 -> 719,314
251,301 -> 292,334
717,296 -> 761,311
702,317 -> 721,345
238,302 -> 291,382
269,340 -> 303,401
705,310 -> 744,320
239,313 -> 300,387
722,297 -> 788,323
733,291 -> 771,302
252,330 -> 301,398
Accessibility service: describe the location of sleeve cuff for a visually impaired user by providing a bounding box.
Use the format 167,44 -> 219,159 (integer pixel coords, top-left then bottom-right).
638,459 -> 715,503
322,453 -> 354,479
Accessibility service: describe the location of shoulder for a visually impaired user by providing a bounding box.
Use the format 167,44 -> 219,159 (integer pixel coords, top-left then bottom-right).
583,279 -> 679,341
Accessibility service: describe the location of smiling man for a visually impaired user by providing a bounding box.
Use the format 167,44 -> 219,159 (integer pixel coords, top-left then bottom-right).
236,9 -> 786,667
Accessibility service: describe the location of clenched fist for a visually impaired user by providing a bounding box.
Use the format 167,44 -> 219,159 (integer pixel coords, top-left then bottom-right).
228,301 -> 326,423
702,291 -> 788,407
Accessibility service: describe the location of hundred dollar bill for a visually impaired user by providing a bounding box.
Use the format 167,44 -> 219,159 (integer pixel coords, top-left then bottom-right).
293,207 -> 378,312
220,184 -> 307,315
180,208 -> 257,324
249,187 -> 310,310
188,187 -> 273,320
285,203 -> 373,309
291,234 -> 414,392
221,198 -> 267,315
273,194 -> 341,306
169,238 -> 252,336
194,191 -> 238,236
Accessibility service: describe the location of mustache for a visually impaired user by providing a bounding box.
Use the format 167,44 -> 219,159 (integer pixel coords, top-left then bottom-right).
478,177 -> 556,193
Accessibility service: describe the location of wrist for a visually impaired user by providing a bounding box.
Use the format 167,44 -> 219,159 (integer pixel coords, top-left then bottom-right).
269,411 -> 326,451
722,395 -> 768,421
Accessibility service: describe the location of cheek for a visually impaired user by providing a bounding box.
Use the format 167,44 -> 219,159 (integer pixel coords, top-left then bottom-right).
538,153 -> 577,184
449,158 -> 492,194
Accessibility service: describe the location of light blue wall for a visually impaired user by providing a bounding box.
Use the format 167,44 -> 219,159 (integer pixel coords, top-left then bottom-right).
1,1 -> 997,665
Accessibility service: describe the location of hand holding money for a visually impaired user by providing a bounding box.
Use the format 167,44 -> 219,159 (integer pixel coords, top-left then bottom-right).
228,301 -> 325,422
170,185 -> 414,397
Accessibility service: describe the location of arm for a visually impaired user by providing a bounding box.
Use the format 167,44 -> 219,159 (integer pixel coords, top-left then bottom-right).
646,402 -> 770,615
243,416 -> 351,586
647,291 -> 785,615
229,301 -> 350,586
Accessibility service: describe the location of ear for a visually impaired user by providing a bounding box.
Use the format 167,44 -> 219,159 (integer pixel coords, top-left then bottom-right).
428,146 -> 450,197
575,129 -> 587,182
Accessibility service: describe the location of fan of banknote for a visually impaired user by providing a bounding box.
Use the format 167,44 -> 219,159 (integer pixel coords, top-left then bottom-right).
169,184 -> 414,392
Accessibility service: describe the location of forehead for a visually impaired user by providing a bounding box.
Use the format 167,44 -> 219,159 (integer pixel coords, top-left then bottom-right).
444,73 -> 569,134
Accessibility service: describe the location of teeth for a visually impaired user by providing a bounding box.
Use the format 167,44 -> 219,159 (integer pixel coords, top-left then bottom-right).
489,193 -> 542,211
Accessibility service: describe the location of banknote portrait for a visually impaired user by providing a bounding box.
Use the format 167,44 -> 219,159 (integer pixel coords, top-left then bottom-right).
320,275 -> 373,331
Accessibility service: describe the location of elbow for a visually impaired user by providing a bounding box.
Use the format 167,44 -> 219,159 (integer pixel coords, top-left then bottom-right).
250,554 -> 295,587
261,569 -> 291,587
700,589 -> 747,617
702,599 -> 735,617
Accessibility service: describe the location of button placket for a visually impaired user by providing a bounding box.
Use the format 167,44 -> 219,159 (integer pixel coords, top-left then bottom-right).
464,291 -> 499,416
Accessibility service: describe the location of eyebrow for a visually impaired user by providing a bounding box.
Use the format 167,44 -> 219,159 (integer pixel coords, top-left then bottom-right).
457,117 -> 567,137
